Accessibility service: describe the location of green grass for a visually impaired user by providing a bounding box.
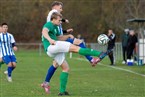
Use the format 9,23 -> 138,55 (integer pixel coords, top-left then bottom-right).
0,50 -> 145,97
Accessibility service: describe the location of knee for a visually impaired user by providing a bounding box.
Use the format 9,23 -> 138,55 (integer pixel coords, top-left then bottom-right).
12,62 -> 16,67
7,62 -> 12,67
53,60 -> 59,68
0,58 -> 2,62
63,67 -> 70,72
61,61 -> 70,72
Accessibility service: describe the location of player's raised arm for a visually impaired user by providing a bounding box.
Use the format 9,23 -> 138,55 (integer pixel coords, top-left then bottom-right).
42,28 -> 55,45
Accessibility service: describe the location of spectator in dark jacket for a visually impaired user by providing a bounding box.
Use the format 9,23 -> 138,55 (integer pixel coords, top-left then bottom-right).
121,29 -> 129,64
127,30 -> 138,59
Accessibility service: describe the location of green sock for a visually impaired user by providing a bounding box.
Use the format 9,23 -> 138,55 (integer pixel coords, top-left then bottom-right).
79,48 -> 101,57
60,72 -> 68,93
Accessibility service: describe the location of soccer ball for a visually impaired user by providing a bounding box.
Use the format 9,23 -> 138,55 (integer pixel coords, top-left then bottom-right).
97,34 -> 109,45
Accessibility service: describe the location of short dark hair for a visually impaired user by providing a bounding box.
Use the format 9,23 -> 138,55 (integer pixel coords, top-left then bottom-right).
51,12 -> 62,20
2,23 -> 8,26
51,1 -> 63,8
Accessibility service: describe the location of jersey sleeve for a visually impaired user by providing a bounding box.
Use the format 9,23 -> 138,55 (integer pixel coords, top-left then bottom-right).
109,33 -> 116,40
10,34 -> 16,43
43,22 -> 52,31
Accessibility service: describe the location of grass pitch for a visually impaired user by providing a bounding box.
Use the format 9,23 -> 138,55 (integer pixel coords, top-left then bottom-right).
0,49 -> 145,97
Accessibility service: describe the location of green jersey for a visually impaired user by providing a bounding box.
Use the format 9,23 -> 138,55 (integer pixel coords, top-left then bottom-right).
42,21 -> 60,51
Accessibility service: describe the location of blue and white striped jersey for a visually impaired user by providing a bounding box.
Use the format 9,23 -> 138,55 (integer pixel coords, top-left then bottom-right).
0,32 -> 15,56
0,41 -> 2,58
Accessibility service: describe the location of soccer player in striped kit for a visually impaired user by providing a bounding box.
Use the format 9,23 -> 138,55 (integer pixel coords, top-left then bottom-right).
0,23 -> 18,82
0,25 -> 4,68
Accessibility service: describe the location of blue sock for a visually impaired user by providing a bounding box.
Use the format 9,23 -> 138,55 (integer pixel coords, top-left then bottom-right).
12,67 -> 15,71
79,42 -> 93,62
7,67 -> 13,77
45,65 -> 57,82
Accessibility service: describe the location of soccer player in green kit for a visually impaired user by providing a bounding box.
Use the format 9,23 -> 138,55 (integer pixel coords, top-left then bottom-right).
41,12 -> 110,96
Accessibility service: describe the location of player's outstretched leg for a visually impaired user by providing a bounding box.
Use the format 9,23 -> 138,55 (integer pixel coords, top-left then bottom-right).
69,38 -> 98,65
91,49 -> 113,66
91,58 -> 101,67
79,42 -> 98,64
77,48 -> 113,66
99,49 -> 113,60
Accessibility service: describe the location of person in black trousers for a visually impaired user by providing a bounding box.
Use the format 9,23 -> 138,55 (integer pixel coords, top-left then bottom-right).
121,29 -> 129,64
107,29 -> 116,65
127,30 -> 138,60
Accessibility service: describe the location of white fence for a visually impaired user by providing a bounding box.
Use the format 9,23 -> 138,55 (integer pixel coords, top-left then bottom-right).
17,42 -> 123,61
17,43 -> 43,55
139,39 -> 145,63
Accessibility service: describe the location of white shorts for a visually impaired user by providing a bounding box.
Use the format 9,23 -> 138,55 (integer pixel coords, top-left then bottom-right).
47,41 -> 71,65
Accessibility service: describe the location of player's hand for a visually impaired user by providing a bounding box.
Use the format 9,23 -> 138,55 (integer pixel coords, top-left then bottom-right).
50,39 -> 56,45
13,46 -> 18,51
65,19 -> 69,23
108,32 -> 111,36
67,28 -> 73,33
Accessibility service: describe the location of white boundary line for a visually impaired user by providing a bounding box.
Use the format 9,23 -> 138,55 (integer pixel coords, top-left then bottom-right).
75,58 -> 145,77
99,63 -> 145,77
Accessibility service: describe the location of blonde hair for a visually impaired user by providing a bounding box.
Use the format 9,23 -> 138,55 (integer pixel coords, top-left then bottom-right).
51,12 -> 62,20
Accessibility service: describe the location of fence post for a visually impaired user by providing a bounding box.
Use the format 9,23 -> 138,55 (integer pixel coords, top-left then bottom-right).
70,52 -> 72,58
39,43 -> 42,56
